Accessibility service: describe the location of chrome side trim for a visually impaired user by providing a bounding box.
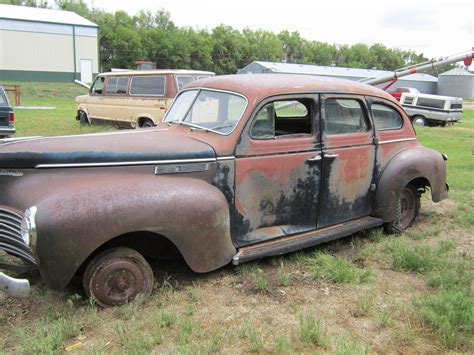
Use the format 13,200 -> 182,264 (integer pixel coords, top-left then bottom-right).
216,156 -> 235,161
377,138 -> 416,145
36,157 -> 217,169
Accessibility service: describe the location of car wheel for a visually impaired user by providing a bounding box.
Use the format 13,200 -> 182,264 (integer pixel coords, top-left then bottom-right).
83,247 -> 154,307
79,111 -> 90,126
412,115 -> 426,126
384,184 -> 420,234
141,119 -> 155,128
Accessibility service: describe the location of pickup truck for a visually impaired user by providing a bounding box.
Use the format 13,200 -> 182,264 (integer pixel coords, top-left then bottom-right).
0,74 -> 449,307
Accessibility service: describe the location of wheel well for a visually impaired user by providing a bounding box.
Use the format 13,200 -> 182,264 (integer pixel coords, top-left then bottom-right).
407,177 -> 431,195
77,231 -> 182,275
138,117 -> 153,127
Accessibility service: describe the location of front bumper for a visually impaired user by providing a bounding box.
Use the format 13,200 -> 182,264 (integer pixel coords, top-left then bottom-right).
0,272 -> 30,298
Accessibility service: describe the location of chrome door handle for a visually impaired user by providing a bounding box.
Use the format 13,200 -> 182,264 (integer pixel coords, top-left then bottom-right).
324,153 -> 339,159
306,155 -> 322,163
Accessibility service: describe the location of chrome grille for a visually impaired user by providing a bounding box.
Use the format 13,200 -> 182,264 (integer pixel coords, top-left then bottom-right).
0,206 -> 36,265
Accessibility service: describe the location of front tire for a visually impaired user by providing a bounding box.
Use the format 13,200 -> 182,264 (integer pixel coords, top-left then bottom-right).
384,184 -> 420,234
140,119 -> 155,128
79,111 -> 90,126
82,247 -> 154,307
412,115 -> 426,127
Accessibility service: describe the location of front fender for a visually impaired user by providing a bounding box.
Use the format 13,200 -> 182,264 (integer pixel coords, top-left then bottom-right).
373,146 -> 448,221
34,175 -> 235,289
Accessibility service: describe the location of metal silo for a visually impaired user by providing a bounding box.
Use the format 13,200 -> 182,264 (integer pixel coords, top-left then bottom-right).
438,67 -> 474,99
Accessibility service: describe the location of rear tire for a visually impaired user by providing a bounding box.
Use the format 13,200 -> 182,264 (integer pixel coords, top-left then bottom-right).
412,115 -> 426,126
384,184 -> 420,234
82,247 -> 154,307
140,119 -> 155,128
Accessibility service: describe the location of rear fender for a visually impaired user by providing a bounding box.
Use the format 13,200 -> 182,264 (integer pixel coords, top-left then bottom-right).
373,146 -> 448,221
34,175 -> 235,289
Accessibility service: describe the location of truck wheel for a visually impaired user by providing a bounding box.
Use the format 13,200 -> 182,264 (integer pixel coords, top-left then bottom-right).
140,119 -> 155,128
82,247 -> 154,307
412,115 -> 426,126
384,184 -> 420,234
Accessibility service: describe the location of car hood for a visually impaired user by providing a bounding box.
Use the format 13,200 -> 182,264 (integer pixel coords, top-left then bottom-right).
0,129 -> 216,168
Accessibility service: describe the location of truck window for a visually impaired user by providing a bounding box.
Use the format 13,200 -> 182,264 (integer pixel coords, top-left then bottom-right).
130,76 -> 165,96
90,77 -> 105,95
371,103 -> 403,130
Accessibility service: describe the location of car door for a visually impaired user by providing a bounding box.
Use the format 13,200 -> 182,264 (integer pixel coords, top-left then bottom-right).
318,94 -> 376,228
86,76 -> 105,119
234,95 -> 322,246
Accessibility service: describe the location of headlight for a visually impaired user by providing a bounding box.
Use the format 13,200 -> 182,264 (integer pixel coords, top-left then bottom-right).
21,206 -> 37,247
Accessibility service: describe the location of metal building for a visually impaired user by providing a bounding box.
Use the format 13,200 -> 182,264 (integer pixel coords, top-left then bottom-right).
0,4 -> 98,83
437,67 -> 474,99
238,61 -> 438,94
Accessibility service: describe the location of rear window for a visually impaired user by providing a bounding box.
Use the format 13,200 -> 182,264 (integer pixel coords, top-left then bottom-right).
130,76 -> 165,96
176,76 -> 194,90
105,77 -> 129,95
371,104 -> 403,130
324,98 -> 368,135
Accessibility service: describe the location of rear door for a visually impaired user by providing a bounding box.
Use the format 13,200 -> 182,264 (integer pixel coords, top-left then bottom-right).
318,94 -> 376,228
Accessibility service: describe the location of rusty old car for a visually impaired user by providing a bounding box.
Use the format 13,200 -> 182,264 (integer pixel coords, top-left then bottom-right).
0,74 -> 448,306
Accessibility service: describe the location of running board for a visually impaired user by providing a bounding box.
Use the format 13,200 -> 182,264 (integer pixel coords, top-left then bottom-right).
232,216 -> 383,265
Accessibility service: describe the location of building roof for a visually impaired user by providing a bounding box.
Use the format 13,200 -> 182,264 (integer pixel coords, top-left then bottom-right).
0,4 -> 97,27
439,67 -> 474,76
240,61 -> 438,83
101,69 -> 216,76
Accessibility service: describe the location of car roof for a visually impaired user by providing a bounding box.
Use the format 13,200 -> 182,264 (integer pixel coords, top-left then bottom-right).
186,74 -> 397,102
98,69 -> 216,77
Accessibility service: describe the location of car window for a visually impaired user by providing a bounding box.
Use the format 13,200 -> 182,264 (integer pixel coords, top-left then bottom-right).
130,76 -> 165,96
324,98 -> 368,135
371,103 -> 403,130
251,99 -> 312,139
105,77 -> 129,95
90,76 -> 105,95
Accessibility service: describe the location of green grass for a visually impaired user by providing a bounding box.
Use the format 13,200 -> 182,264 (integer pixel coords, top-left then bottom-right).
305,251 -> 374,284
296,313 -> 328,346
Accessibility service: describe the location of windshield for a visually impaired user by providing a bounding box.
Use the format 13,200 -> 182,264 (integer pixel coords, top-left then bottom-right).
164,89 -> 247,135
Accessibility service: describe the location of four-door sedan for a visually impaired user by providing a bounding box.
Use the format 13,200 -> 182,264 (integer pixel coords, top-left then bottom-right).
0,74 -> 448,306
0,86 -> 15,138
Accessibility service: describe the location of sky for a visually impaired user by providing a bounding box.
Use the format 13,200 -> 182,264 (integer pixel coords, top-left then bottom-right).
82,0 -> 473,60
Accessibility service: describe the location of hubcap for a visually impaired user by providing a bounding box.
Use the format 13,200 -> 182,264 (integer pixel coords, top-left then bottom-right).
92,260 -> 145,306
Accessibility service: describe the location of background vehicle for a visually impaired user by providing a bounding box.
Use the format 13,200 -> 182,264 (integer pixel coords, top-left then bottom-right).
400,93 -> 463,126
75,69 -> 215,128
0,86 -> 15,138
388,87 -> 420,101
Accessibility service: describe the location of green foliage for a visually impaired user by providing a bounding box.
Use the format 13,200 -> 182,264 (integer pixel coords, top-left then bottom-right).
277,261 -> 293,287
419,289 -> 474,349
50,1 -> 427,72
306,251 -> 374,284
251,267 -> 271,293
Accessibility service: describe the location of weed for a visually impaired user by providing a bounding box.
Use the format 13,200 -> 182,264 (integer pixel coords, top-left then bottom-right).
155,311 -> 176,329
177,318 -> 198,345
419,289 -> 474,349
241,318 -> 264,352
207,331 -> 224,353
296,313 -> 328,346
333,334 -> 369,355
251,268 -> 271,293
277,261 -> 293,287
273,335 -> 294,353
306,251 -> 374,284
426,258 -> 473,291
186,284 -> 200,303
384,239 -> 437,274
353,289 -> 376,318
407,227 -> 440,240
378,305 -> 395,328
115,320 -> 163,352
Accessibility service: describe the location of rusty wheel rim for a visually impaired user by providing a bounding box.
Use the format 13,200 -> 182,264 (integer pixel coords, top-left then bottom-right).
399,188 -> 416,230
91,260 -> 145,306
